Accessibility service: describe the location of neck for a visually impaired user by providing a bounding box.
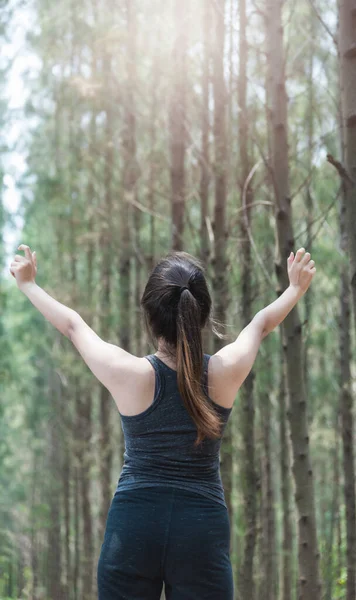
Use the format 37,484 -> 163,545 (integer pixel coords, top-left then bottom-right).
155,340 -> 176,367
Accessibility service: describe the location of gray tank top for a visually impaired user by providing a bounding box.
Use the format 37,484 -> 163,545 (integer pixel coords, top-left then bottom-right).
116,353 -> 233,508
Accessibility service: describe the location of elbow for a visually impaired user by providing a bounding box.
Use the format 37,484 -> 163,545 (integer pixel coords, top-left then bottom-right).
254,311 -> 268,340
261,327 -> 269,340
67,311 -> 80,341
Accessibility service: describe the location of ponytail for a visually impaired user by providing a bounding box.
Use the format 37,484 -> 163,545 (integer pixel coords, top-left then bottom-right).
176,289 -> 223,447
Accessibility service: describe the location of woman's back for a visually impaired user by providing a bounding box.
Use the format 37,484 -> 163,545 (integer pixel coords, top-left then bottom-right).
116,353 -> 232,508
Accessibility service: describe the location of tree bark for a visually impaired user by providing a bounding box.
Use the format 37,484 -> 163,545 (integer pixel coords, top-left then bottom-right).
325,425 -> 340,600
47,364 -> 63,600
98,48 -> 114,541
338,0 -> 356,333
237,0 -> 258,595
303,7 -> 315,392
73,464 -> 80,600
265,1 -> 322,598
169,0 -> 188,251
337,7 -> 356,596
200,0 -> 211,269
338,180 -> 356,600
211,0 -> 232,530
259,341 -> 277,600
279,355 -> 293,600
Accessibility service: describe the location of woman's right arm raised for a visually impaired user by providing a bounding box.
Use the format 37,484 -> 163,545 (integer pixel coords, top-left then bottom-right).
210,248 -> 316,402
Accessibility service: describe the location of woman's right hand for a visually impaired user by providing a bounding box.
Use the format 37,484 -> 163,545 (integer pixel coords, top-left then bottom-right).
287,248 -> 316,294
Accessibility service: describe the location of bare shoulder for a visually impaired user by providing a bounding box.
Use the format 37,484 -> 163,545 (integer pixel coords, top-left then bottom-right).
207,351 -> 239,410
109,355 -> 156,416
208,316 -> 264,409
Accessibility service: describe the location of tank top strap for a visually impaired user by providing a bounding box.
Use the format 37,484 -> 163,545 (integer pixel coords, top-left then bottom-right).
202,353 -> 211,397
143,355 -> 166,406
145,353 -> 210,394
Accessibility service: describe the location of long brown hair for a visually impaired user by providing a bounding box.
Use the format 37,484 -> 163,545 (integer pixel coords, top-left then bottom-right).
141,251 -> 223,446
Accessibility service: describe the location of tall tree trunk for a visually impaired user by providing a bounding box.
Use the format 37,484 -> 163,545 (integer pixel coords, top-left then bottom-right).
338,9 -> 356,596
62,432 -> 71,597
200,0 -> 211,354
47,362 -> 63,600
123,0 -> 140,357
258,339 -> 277,600
339,180 -> 356,600
78,390 -> 93,599
73,464 -> 80,600
211,0 -> 232,529
169,0 -> 188,251
325,425 -> 340,600
98,49 -> 114,540
200,0 -> 211,269
338,0 -> 356,333
237,0 -> 257,595
146,8 -> 162,279
265,2 -> 322,598
303,7 -> 315,391
53,75 -> 72,600
30,454 -> 39,600
77,13 -> 98,595
279,354 -> 293,600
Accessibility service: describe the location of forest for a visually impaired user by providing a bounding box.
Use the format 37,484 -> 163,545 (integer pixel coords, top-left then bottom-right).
1,0 -> 356,599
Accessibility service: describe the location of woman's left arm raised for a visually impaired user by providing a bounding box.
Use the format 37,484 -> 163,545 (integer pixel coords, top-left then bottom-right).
10,244 -> 134,393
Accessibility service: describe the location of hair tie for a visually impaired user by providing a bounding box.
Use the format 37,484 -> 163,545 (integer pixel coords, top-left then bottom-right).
180,285 -> 189,294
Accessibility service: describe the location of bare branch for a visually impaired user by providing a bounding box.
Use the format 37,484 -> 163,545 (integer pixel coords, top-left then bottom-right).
307,0 -> 337,46
327,153 -> 354,186
241,159 -> 274,287
295,184 -> 342,243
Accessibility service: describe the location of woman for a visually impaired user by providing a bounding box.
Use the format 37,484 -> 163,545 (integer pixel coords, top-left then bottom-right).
10,244 -> 316,600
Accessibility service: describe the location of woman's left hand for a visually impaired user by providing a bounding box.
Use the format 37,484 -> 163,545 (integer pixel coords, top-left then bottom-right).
9,244 -> 37,289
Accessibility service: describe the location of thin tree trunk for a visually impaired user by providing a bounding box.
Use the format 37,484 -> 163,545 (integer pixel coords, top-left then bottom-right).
325,425 -> 340,600
336,442 -> 343,584
237,0 -> 257,595
47,363 -> 63,600
200,0 -> 211,354
279,355 -> 293,600
259,346 -> 277,600
211,0 -> 232,530
147,9 -> 161,277
77,13 -> 98,595
339,179 -> 356,600
123,0 -> 140,357
169,0 -> 188,251
73,464 -> 79,600
62,434 -> 71,597
30,454 -> 39,600
98,49 -> 114,540
303,7 -> 315,391
200,0 -> 211,269
337,9 -> 356,595
338,0 -> 356,334
265,2 -> 322,598
78,391 -> 93,599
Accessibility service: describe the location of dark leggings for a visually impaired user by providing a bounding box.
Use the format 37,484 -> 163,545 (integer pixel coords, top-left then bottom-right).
97,485 -> 234,600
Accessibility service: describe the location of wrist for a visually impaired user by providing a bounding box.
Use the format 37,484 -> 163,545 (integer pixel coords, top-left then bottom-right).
288,283 -> 304,300
19,280 -> 37,294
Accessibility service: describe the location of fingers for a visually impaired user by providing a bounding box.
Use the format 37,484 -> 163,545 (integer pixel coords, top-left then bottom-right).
301,251 -> 311,266
18,244 -> 32,261
288,248 -> 316,276
295,248 -> 305,263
